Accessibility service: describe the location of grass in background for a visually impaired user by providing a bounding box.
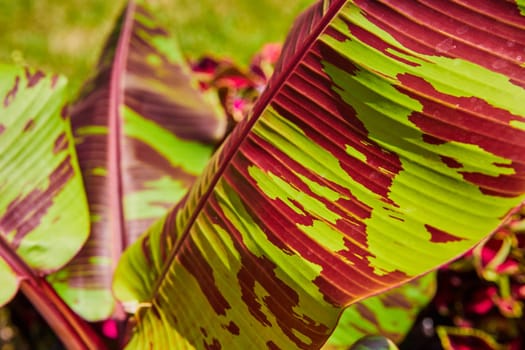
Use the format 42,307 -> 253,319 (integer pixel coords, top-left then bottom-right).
162,0 -> 314,62
0,0 -> 313,95
0,0 -> 125,95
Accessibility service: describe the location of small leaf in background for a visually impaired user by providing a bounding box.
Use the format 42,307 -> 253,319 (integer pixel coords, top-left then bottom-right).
47,0 -> 226,321
114,0 -> 525,349
0,64 -> 89,305
191,42 -> 282,131
437,326 -> 504,350
323,273 -> 436,349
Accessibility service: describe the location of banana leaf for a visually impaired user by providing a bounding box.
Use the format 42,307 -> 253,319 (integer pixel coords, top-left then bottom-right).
0,64 -> 89,304
0,64 -> 101,348
114,0 -> 525,348
47,0 -> 226,321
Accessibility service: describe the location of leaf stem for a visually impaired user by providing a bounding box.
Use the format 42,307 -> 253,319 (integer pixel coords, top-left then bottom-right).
0,236 -> 106,349
20,279 -> 107,350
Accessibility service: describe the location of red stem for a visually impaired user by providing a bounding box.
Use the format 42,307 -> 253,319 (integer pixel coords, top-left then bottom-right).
0,236 -> 106,349
20,279 -> 107,350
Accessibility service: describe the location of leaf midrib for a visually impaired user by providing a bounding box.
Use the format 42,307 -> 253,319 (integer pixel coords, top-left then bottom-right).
148,0 -> 349,303
108,1 -> 136,264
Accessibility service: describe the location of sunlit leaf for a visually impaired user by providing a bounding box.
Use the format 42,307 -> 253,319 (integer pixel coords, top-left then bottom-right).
0,64 -> 89,306
47,0 -> 226,321
115,0 -> 525,348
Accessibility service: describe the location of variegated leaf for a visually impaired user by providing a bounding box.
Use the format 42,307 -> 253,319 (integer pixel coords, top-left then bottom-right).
47,0 -> 226,321
114,0 -> 525,348
0,64 -> 89,306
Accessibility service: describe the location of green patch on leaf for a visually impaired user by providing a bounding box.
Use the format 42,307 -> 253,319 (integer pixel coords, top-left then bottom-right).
123,106 -> 213,175
0,258 -> 19,306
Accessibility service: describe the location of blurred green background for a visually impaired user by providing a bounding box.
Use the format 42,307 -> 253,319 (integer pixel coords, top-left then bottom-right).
0,0 -> 314,96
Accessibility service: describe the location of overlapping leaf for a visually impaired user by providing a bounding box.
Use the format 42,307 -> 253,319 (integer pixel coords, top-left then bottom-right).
0,64 -> 89,306
323,273 -> 435,349
114,0 -> 525,348
48,0 -> 226,321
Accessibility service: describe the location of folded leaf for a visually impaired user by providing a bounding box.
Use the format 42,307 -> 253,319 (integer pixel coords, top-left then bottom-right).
115,0 -> 525,348
48,0 -> 226,321
0,64 -> 89,306
324,273 -> 435,349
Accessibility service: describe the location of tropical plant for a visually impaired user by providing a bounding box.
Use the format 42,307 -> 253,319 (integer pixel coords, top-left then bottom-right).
0,0 -> 524,349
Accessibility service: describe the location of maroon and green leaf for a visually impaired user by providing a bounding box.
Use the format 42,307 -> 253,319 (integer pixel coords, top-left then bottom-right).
114,0 -> 525,348
47,0 -> 226,321
0,64 -> 104,349
0,64 -> 89,305
154,35 -> 433,349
